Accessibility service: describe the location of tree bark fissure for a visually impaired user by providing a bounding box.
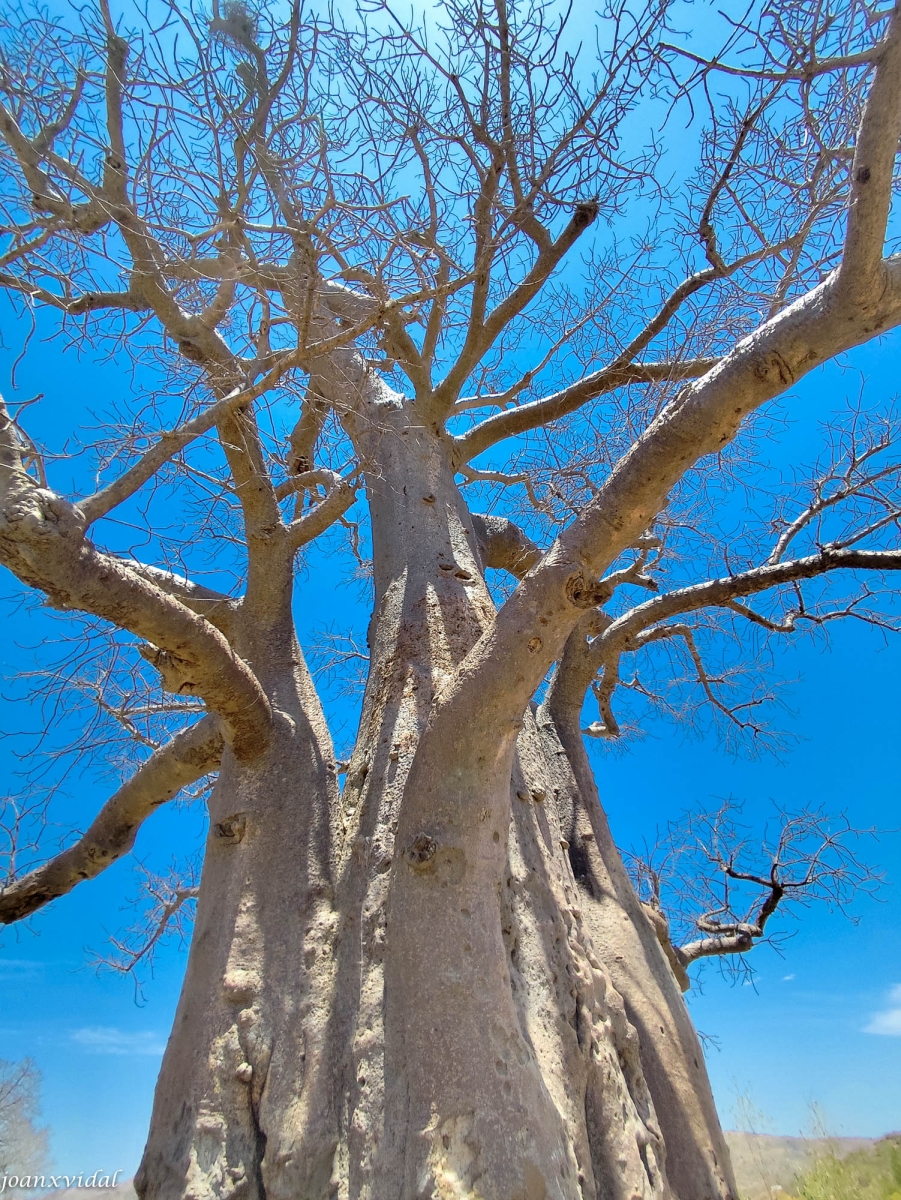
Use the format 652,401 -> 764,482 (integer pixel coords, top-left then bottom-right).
540,676 -> 737,1200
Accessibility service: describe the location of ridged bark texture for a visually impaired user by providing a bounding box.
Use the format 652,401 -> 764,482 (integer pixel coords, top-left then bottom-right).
136,644 -> 343,1200
137,415 -> 737,1200
537,709 -> 737,1200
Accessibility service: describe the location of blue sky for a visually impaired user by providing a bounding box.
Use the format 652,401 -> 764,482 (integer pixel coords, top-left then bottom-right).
0,321 -> 898,1177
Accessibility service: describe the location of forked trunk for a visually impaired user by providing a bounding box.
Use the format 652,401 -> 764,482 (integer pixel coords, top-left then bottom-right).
137,411 -> 737,1200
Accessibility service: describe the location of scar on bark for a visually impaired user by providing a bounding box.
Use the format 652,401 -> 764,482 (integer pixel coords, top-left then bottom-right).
214,813 -> 247,844
405,833 -> 437,869
565,571 -> 610,609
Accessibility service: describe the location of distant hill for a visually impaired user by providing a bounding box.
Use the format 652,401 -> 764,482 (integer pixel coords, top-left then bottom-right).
725,1131 -> 878,1199
45,1184 -> 135,1200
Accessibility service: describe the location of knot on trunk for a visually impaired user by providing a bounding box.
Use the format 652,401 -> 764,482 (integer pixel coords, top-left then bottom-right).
573,199 -> 600,228
405,833 -> 437,871
2,488 -> 87,541
565,570 -> 608,609
138,643 -> 200,695
214,813 -> 247,844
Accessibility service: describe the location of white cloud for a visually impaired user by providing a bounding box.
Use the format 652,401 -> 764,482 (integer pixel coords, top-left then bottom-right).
782,974 -> 796,982
71,1026 -> 166,1056
863,984 -> 901,1037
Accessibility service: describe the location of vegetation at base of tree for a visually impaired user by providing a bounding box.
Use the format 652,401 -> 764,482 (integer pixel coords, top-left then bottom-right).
781,1136 -> 901,1200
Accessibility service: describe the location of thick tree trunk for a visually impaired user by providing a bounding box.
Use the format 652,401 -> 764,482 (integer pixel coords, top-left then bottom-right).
137,408 -> 737,1200
537,701 -> 738,1200
135,610 -> 346,1199
383,707 -> 670,1199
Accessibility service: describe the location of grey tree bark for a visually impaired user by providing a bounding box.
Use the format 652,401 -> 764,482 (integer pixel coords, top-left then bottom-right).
134,413 -> 712,1199
1,0 -> 901,1196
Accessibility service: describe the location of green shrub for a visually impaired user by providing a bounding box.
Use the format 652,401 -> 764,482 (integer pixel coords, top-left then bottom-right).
789,1137 -> 901,1200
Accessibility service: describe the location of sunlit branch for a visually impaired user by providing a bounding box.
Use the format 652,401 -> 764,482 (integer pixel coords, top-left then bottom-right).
592,546 -> 901,666
471,513 -> 542,578
0,715 -> 221,924
840,6 -> 901,291
454,357 -> 719,462
286,470 -> 360,552
1,393 -> 271,758
434,201 -> 603,410
660,43 -> 880,83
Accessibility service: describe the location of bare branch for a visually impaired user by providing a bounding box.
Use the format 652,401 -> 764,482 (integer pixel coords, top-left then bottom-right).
125,563 -> 239,639
592,546 -> 901,663
434,201 -> 602,410
1,398 -> 271,759
446,250 -> 901,750
0,716 -> 221,924
92,857 -> 202,987
626,802 -> 883,978
455,358 -> 719,463
840,6 -> 901,294
78,352 -> 308,525
285,470 -> 360,552
660,43 -> 880,84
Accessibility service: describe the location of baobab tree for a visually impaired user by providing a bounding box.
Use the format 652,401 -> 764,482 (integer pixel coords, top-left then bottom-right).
0,0 -> 899,1195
